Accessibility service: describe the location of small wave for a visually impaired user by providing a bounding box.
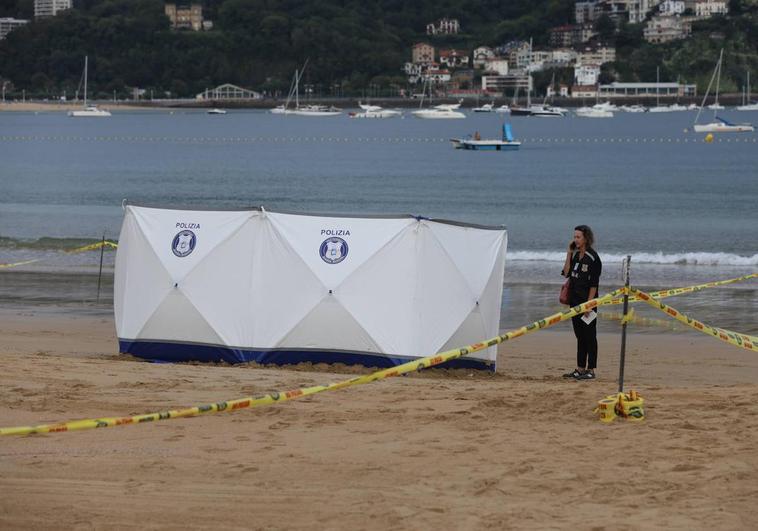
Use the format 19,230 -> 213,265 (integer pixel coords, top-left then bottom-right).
507,251 -> 758,267
0,236 -> 113,251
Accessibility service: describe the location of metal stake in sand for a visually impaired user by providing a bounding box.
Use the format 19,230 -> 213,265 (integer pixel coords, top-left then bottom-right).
617,255 -> 631,392
96,232 -> 105,303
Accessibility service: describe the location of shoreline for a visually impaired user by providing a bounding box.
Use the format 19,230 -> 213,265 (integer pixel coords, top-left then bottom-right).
1,94 -> 752,112
1,268 -> 756,335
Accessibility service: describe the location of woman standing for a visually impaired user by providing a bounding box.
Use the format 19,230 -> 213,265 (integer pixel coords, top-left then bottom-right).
561,225 -> 602,380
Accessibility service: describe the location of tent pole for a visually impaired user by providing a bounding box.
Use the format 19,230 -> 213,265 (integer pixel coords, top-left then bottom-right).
617,255 -> 631,393
96,232 -> 105,304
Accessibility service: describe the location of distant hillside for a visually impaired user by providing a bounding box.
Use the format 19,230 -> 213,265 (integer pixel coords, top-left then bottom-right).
0,0 -> 756,98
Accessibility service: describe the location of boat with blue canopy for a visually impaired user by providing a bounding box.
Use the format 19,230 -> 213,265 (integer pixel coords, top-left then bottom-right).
451,123 -> 521,151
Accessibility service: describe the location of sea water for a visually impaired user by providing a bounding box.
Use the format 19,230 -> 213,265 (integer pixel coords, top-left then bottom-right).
1,108 -> 756,332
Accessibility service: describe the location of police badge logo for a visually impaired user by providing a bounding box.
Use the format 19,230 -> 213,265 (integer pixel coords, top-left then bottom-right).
171,230 -> 196,257
319,237 -> 348,264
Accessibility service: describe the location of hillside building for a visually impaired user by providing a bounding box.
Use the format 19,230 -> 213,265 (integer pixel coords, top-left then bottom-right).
165,2 -> 205,31
0,18 -> 29,40
426,18 -> 460,35
34,0 -> 71,19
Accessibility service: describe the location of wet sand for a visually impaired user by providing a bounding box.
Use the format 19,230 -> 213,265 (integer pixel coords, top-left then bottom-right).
1,308 -> 757,529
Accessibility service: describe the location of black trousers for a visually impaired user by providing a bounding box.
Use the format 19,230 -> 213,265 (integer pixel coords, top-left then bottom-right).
571,313 -> 598,370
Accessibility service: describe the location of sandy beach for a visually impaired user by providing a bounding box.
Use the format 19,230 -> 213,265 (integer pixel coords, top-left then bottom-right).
1,307 -> 757,530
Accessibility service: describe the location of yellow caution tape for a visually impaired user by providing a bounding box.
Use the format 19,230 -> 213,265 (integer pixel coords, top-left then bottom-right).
0,241 -> 118,270
602,273 -> 757,306
0,288 -> 623,436
631,287 -> 758,352
619,308 -> 635,326
0,259 -> 41,269
594,391 -> 644,423
602,310 -> 676,330
65,240 -> 119,254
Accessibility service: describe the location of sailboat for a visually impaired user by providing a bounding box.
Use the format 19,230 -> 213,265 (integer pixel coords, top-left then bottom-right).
693,50 -> 754,133
68,56 -> 111,117
646,68 -> 686,112
510,73 -> 565,117
270,61 -> 341,116
736,71 -> 758,111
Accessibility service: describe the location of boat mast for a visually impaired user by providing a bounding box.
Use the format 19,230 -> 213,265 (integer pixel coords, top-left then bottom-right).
656,66 -> 659,108
83,56 -> 88,107
714,49 -> 722,107
694,49 -> 722,125
748,71 -> 751,104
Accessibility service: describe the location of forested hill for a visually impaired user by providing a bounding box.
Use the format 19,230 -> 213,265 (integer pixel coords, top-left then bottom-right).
0,0 -> 576,97
0,0 -> 756,99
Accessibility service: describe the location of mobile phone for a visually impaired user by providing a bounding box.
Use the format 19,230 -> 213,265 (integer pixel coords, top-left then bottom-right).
570,242 -> 576,250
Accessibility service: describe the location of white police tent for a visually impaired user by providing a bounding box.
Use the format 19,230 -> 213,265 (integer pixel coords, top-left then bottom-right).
115,204 -> 507,370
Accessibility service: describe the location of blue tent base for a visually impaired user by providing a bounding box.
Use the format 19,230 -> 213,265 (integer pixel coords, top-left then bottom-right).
119,340 -> 495,372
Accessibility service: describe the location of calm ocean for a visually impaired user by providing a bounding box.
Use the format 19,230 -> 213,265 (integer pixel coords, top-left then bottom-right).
1,108 -> 756,332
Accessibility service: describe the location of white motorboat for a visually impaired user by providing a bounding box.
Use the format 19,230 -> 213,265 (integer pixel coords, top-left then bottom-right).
693,49 -> 754,133
412,108 -> 466,119
593,101 -> 618,112
620,105 -> 647,112
472,103 -> 494,112
575,107 -> 613,118
706,103 -> 725,110
207,108 -> 227,115
495,105 -> 511,113
510,104 -> 565,117
349,108 -> 401,119
68,56 -> 111,118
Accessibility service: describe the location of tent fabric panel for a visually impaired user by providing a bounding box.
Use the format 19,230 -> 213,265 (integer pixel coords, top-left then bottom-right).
136,288 -> 224,345
276,294 -> 383,353
335,224 -> 418,354
179,219 -> 259,346
114,209 -> 174,339
247,217 -> 331,346
131,206 -> 254,282
411,223 -> 480,357
425,221 -> 507,298
267,212 -> 414,289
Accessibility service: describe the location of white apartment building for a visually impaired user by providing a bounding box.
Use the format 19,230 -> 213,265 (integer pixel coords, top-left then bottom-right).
644,15 -> 692,42
426,18 -> 460,35
575,1 -> 601,23
0,17 -> 28,39
576,47 -> 616,66
628,0 -> 664,23
575,64 -> 601,86
658,0 -> 686,15
412,43 -> 435,64
34,0 -> 71,18
472,46 -> 495,68
695,0 -> 727,17
483,58 -> 509,76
